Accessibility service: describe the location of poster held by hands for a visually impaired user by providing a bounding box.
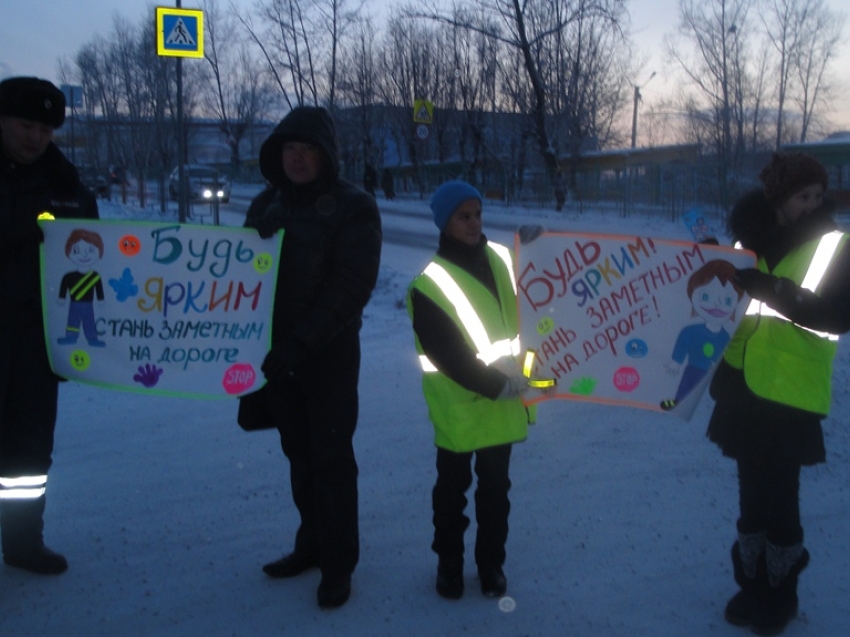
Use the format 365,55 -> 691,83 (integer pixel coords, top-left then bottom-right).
516,231 -> 756,419
40,219 -> 282,399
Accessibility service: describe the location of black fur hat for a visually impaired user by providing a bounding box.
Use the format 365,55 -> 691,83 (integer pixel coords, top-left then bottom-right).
759,152 -> 828,205
0,76 -> 66,128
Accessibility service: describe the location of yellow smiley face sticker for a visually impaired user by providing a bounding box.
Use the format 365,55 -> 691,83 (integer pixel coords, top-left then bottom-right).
70,349 -> 91,371
537,316 -> 554,335
254,252 -> 274,274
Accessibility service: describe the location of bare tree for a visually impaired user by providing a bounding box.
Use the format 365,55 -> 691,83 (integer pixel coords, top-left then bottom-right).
335,17 -> 381,181
792,0 -> 844,142
666,0 -> 751,206
313,0 -> 366,109
237,0 -> 320,107
202,0 -> 275,177
412,0 -> 628,188
377,11 -> 444,194
75,39 -> 126,178
761,0 -> 801,148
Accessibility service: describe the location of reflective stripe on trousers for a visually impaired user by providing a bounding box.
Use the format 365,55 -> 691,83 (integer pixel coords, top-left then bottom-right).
0,475 -> 48,500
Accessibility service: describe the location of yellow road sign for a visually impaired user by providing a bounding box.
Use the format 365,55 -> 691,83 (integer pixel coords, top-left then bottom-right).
156,7 -> 204,58
413,99 -> 434,124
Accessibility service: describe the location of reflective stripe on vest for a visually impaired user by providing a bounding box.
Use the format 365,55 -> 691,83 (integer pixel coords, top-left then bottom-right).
417,242 -> 519,372
0,474 -> 47,500
744,230 -> 844,341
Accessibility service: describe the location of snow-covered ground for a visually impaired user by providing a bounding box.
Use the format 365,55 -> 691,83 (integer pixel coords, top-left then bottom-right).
2,188 -> 848,637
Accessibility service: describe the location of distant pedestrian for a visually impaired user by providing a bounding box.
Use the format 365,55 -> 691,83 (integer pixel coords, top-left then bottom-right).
553,169 -> 566,211
381,168 -> 395,200
363,163 -> 377,197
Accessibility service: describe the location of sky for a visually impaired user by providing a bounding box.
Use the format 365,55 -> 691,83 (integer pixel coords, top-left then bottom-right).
0,0 -> 848,133
0,186 -> 848,637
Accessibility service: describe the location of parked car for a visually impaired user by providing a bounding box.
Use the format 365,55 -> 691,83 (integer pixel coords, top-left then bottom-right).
77,166 -> 109,198
168,165 -> 231,203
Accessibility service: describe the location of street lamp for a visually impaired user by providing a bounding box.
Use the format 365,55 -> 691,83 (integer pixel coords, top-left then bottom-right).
631,71 -> 656,149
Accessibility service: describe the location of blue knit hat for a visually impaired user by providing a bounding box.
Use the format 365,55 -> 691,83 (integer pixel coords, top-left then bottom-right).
430,181 -> 482,231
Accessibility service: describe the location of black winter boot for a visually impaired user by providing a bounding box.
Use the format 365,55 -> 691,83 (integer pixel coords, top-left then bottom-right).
725,540 -> 768,626
436,558 -> 464,599
478,564 -> 507,597
317,572 -> 352,609
750,545 -> 809,636
4,543 -> 68,575
262,551 -> 319,578
1,496 -> 66,575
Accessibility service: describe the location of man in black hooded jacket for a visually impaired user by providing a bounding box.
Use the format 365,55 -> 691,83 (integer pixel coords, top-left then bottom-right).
0,77 -> 98,574
240,106 -> 381,609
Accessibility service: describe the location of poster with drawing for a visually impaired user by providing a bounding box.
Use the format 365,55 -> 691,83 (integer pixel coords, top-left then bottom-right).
516,232 -> 757,419
39,219 -> 282,399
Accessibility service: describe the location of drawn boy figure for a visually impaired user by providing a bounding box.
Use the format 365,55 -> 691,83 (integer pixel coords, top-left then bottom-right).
661,260 -> 744,410
57,229 -> 106,347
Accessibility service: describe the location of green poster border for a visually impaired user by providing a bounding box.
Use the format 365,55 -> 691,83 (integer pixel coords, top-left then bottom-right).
38,218 -> 283,400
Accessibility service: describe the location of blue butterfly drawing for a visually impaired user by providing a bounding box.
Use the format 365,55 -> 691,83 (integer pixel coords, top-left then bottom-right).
108,267 -> 139,302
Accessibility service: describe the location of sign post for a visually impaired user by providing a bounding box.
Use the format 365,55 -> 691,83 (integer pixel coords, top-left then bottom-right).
156,5 -> 205,224
412,99 -> 434,143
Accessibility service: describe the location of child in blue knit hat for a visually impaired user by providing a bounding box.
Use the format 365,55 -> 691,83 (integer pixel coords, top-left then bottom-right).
407,180 -> 534,600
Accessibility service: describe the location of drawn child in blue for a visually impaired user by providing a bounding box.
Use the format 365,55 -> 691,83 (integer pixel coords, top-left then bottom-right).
57,229 -> 106,347
661,260 -> 744,410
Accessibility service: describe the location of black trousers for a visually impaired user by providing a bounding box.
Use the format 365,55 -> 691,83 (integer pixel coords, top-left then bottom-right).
266,337 -> 361,578
736,459 -> 803,547
432,443 -> 512,569
0,306 -> 59,554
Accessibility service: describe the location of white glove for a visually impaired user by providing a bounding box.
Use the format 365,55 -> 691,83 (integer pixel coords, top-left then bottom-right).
498,372 -> 530,399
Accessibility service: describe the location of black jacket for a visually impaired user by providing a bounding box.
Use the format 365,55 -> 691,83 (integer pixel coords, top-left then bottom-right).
244,107 -> 382,362
708,189 -> 850,464
0,138 -> 99,326
726,189 -> 850,334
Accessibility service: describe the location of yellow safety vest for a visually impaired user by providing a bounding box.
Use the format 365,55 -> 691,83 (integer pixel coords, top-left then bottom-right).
407,243 -> 531,452
724,230 -> 847,415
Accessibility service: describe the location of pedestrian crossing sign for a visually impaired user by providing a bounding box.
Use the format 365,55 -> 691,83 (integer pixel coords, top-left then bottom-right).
413,99 -> 434,124
156,7 -> 204,58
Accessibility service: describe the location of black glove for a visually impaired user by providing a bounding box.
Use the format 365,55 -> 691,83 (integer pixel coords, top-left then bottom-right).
518,225 -> 545,244
245,212 -> 284,239
261,340 -> 307,381
734,268 -> 781,301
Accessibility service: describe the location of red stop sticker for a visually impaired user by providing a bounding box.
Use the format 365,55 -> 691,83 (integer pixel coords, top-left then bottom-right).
613,366 -> 640,393
222,363 -> 257,395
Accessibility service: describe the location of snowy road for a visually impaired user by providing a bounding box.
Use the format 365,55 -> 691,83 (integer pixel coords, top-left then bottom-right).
1,195 -> 848,637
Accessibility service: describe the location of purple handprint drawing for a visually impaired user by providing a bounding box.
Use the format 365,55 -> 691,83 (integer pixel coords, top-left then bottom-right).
133,363 -> 164,388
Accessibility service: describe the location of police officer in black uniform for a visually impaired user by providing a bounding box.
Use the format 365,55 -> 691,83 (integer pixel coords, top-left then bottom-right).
0,77 -> 99,574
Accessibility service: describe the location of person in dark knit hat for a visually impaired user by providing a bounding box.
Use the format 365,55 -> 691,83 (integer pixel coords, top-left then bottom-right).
0,76 -> 98,575
406,180 -> 536,600
239,106 -> 381,610
704,152 -> 850,634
